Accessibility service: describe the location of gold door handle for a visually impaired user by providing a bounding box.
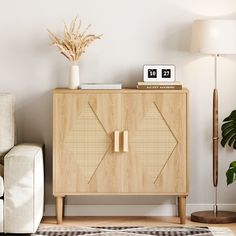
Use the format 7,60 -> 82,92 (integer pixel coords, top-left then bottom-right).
114,131 -> 120,152
123,131 -> 128,152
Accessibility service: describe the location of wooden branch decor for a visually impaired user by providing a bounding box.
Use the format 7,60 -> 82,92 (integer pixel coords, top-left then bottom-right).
48,17 -> 102,63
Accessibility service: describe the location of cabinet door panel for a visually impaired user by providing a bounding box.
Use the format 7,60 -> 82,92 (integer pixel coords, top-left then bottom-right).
121,93 -> 187,193
53,93 -> 122,194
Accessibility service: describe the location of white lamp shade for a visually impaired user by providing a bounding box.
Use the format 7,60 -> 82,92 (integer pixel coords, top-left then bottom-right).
191,19 -> 236,54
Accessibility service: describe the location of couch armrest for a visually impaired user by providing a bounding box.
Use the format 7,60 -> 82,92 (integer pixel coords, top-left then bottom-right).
4,143 -> 44,233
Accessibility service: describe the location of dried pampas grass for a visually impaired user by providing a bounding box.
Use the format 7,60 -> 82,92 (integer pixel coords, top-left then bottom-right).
48,17 -> 102,63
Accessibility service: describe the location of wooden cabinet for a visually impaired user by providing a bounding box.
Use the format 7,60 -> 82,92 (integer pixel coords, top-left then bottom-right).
53,88 -> 189,224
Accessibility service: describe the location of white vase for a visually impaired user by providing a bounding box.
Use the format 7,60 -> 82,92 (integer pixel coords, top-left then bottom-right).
69,64 -> 80,89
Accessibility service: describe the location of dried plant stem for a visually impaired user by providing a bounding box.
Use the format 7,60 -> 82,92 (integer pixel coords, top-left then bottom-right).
48,17 -> 102,63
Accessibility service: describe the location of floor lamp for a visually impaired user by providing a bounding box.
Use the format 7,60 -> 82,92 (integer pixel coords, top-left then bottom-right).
190,19 -> 236,224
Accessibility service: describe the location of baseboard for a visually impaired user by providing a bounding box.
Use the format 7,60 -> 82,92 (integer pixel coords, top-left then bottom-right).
44,204 -> 236,217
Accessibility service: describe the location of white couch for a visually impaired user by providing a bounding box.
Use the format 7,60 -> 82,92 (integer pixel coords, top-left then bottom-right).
0,93 -> 44,233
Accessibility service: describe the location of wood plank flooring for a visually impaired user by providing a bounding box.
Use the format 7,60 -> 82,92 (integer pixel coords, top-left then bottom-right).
42,216 -> 236,234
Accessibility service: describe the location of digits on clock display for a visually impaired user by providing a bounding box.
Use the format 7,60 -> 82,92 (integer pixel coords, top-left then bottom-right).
148,69 -> 157,78
162,69 -> 171,78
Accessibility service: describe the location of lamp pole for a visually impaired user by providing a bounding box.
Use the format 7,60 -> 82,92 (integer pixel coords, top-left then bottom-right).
213,54 -> 219,215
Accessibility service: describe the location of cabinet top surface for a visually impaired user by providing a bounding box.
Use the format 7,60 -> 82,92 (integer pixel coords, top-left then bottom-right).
54,88 -> 188,94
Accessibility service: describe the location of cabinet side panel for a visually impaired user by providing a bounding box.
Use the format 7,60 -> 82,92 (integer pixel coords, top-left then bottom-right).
186,92 -> 189,194
53,92 -> 57,195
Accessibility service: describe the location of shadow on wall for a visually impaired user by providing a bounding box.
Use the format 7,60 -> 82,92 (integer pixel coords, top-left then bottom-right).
116,69 -> 143,88
162,23 -> 192,53
65,195 -> 176,206
15,91 -> 53,203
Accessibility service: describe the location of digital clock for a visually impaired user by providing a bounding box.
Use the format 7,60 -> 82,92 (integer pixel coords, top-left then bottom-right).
143,65 -> 175,82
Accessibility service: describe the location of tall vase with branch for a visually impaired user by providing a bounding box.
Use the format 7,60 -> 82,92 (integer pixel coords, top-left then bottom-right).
48,17 -> 102,89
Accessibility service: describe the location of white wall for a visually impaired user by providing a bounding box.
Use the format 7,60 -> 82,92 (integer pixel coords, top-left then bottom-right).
0,0 -> 236,214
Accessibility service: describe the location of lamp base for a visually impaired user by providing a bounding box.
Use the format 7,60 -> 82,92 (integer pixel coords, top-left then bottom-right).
191,211 -> 236,224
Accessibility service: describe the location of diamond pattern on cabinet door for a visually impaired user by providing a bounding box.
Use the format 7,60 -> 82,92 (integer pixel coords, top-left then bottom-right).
132,102 -> 178,183
63,103 -> 112,183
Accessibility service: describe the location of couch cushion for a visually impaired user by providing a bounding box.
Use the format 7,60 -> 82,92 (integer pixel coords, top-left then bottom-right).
0,164 -> 4,198
0,199 -> 3,232
0,94 -> 15,158
4,144 -> 43,233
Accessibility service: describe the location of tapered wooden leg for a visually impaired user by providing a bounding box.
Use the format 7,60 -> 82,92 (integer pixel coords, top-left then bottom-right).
62,197 -> 65,217
56,196 -> 64,224
177,197 -> 180,217
178,196 -> 186,224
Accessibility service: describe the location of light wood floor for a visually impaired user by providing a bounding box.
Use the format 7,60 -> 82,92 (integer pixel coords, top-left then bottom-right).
42,217 -> 236,234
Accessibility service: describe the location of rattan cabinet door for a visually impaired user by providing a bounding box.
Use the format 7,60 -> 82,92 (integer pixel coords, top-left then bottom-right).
121,93 -> 188,194
53,92 -> 123,194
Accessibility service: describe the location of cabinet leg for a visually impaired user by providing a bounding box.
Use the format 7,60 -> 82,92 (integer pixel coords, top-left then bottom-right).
56,196 -> 64,224
177,197 -> 180,217
178,196 -> 186,224
63,196 -> 65,217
